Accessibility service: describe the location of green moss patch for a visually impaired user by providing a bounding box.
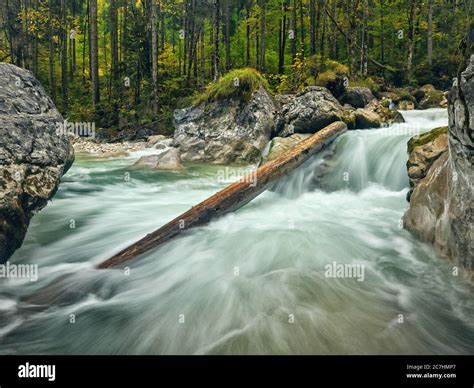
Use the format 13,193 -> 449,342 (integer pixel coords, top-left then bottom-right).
407,126 -> 447,154
194,68 -> 269,104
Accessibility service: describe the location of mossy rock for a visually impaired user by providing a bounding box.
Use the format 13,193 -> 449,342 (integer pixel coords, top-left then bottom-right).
340,110 -> 356,129
243,146 -> 262,163
407,126 -> 448,154
419,89 -> 445,109
194,68 -> 269,104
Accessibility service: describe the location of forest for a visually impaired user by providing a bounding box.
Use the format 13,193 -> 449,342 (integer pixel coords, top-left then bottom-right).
0,0 -> 471,133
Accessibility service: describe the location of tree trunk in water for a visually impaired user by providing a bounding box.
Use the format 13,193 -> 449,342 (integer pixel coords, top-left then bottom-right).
97,121 -> 348,269
90,0 -> 100,107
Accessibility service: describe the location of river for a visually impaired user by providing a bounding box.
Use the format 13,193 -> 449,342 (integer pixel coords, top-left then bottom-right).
1,108 -> 473,355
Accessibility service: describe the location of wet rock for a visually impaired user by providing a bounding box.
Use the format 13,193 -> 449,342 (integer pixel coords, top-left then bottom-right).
339,87 -> 375,108
173,87 -> 277,164
353,108 -> 382,129
131,148 -> 183,170
276,86 -> 344,136
0,63 -> 74,262
404,55 -> 474,274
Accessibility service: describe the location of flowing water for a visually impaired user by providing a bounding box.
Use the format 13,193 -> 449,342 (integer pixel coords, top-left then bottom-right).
1,108 -> 473,355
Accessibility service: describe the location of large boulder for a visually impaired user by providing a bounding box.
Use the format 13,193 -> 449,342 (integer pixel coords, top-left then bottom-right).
0,63 -> 74,263
276,86 -> 344,136
339,87 -> 375,108
415,84 -> 447,109
353,108 -> 382,129
131,148 -> 183,170
173,87 -> 277,164
403,55 -> 474,274
365,100 -> 405,125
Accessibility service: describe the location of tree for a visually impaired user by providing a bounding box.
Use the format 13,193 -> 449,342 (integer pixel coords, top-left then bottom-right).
259,0 -> 265,72
427,0 -> 433,66
151,0 -> 158,113
407,0 -> 418,83
60,0 -> 68,113
90,0 -> 100,106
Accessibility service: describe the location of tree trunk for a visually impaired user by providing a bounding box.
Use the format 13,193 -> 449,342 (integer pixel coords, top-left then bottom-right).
110,0 -> 119,85
160,0 -> 165,50
151,0 -> 158,113
259,0 -> 265,72
223,0 -> 231,71
309,0 -> 316,55
291,0 -> 297,62
97,121 -> 348,269
299,0 -> 304,55
61,0 -> 68,113
380,0 -> 384,65
245,1 -> 250,66
213,0 -> 220,80
278,0 -> 288,74
348,0 -> 358,77
360,0 -> 368,77
90,0 -> 100,106
48,0 -> 55,100
407,0 -> 417,83
427,0 -> 433,65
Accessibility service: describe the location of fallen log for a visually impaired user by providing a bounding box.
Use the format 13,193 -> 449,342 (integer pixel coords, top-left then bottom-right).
97,121 -> 347,269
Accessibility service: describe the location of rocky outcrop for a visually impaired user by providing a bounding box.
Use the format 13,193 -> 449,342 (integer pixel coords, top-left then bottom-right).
276,87 -> 345,136
353,108 -> 382,129
364,100 -> 405,125
413,84 -> 448,109
403,55 -> 474,274
0,63 -> 74,263
131,148 -> 183,170
173,87 -> 277,164
339,87 -> 375,108
405,126 -> 448,201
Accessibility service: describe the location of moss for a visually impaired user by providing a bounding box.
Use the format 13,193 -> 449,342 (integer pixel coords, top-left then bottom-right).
243,146 -> 262,163
194,68 -> 269,104
349,77 -> 382,94
340,111 -> 356,130
407,126 -> 447,154
420,89 -> 444,106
